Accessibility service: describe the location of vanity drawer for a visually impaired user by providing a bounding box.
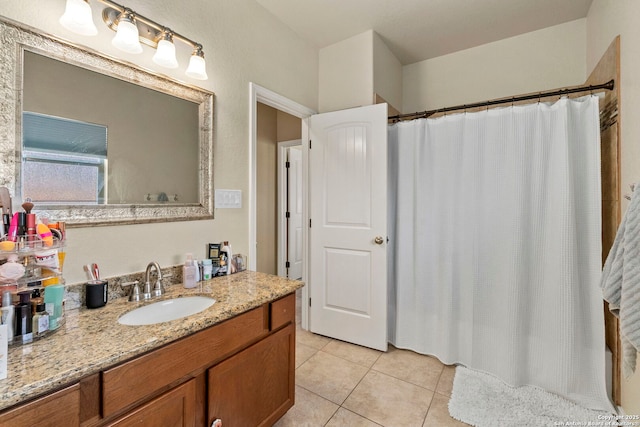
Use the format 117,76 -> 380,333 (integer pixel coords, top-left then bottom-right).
102,305 -> 267,418
0,383 -> 80,427
270,293 -> 295,331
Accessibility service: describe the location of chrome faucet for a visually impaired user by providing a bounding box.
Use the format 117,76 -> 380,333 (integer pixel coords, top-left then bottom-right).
144,262 -> 165,298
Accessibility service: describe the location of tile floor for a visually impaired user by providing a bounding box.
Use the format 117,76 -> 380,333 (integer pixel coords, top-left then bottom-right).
274,294 -> 470,427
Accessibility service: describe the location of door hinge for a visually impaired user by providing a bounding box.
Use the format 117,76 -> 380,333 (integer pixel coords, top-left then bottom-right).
309,139 -> 312,149
309,298 -> 311,307
309,218 -> 312,228
285,161 -> 290,168
286,211 -> 290,218
285,261 -> 290,268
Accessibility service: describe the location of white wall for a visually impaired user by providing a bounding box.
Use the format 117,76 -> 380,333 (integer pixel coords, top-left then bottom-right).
373,33 -> 402,112
319,30 -> 373,112
1,0 -> 318,284
587,0 -> 640,416
402,19 -> 587,113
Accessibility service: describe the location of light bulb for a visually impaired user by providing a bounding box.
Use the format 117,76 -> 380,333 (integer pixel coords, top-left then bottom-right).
185,50 -> 208,80
111,12 -> 143,54
59,0 -> 98,36
153,34 -> 179,69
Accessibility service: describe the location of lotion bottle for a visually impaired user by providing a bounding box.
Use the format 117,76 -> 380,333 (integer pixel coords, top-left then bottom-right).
183,253 -> 198,288
0,291 -> 14,343
221,241 -> 233,275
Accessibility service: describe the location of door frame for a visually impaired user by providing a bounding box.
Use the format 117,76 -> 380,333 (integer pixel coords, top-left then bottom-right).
249,83 -> 316,328
277,140 -> 302,278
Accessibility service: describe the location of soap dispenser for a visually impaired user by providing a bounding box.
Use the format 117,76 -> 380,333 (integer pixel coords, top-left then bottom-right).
183,253 -> 198,288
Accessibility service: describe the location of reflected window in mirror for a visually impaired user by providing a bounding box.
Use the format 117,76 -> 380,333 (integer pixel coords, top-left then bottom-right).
22,112 -> 107,205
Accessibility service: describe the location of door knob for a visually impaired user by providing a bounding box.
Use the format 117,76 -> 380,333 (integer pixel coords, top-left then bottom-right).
374,236 -> 384,245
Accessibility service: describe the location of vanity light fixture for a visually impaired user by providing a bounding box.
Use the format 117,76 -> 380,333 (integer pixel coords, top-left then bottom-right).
110,9 -> 142,54
59,0 -> 98,36
152,30 -> 179,69
58,0 -> 209,80
185,46 -> 209,81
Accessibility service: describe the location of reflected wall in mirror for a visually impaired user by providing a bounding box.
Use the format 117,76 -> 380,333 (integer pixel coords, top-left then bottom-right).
23,51 -> 200,205
0,17 -> 214,226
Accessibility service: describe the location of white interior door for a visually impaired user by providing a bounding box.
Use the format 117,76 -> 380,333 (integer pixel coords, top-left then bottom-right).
308,103 -> 388,351
287,146 -> 303,280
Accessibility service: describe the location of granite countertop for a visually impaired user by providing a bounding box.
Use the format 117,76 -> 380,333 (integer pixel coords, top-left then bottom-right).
0,270 -> 304,411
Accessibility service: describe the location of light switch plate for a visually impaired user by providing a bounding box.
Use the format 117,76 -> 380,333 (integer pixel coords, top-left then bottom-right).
215,189 -> 242,208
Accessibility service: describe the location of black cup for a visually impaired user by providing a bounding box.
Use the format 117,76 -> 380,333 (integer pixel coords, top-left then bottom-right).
86,280 -> 108,309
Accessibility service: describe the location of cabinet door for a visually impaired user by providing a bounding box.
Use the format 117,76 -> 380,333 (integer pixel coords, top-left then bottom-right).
107,378 -> 197,427
0,383 -> 80,427
208,324 -> 295,427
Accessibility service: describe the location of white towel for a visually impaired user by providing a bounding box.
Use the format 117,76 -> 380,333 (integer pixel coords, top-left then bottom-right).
601,184 -> 640,378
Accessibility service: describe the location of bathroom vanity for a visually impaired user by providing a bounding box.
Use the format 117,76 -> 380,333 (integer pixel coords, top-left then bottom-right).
0,271 -> 302,427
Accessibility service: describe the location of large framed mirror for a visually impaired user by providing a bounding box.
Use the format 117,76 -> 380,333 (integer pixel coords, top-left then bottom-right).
0,17 -> 214,226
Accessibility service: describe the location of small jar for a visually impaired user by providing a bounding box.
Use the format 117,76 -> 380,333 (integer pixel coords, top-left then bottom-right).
32,303 -> 49,337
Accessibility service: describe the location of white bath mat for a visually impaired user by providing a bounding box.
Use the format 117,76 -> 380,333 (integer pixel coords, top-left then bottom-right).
448,366 -> 615,427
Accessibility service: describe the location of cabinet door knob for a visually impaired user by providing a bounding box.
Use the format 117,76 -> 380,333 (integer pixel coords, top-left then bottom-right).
211,419 -> 222,427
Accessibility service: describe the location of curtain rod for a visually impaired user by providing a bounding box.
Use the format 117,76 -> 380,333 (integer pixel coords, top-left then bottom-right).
389,79 -> 615,122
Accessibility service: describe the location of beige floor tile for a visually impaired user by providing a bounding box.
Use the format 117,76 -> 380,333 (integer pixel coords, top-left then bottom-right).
326,408 -> 382,427
296,351 -> 369,405
296,327 -> 332,350
372,345 -> 444,391
322,340 -> 382,368
273,385 -> 338,427
436,365 -> 456,396
343,370 -> 434,427
423,391 -> 470,427
296,342 -> 318,368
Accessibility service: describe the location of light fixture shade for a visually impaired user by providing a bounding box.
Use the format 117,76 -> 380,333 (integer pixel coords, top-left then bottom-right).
111,15 -> 143,54
153,39 -> 179,69
59,0 -> 98,36
185,53 -> 208,80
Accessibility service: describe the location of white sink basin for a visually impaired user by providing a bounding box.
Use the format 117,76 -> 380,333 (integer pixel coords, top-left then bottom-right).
118,296 -> 216,326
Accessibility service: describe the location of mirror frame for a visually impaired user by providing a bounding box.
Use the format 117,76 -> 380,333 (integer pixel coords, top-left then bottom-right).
0,17 -> 214,227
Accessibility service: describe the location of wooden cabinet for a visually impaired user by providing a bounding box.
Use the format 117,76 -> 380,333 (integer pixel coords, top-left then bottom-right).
102,305 -> 267,418
0,292 -> 296,427
106,379 -> 197,427
0,383 -> 80,427
208,323 -> 295,427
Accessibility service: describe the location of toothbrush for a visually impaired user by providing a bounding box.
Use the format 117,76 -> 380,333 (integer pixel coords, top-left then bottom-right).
84,264 -> 95,281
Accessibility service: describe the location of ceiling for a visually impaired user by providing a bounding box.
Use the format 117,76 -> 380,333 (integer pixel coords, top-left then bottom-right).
255,0 -> 593,65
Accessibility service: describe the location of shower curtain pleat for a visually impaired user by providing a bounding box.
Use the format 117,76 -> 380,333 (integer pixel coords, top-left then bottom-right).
388,96 -> 614,412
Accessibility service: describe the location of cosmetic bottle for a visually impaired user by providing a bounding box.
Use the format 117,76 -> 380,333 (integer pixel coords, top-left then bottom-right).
221,241 -> 232,275
183,253 -> 198,288
15,291 -> 32,343
0,291 -> 14,343
202,258 -> 213,280
32,304 -> 49,337
31,289 -> 43,315
2,214 -> 10,237
198,261 -> 204,282
44,284 -> 64,330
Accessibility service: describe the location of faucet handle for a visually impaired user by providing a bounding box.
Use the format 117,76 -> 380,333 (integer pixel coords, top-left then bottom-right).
121,281 -> 142,302
152,279 -> 165,297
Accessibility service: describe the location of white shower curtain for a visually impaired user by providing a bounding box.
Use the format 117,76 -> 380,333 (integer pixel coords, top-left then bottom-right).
387,96 -> 614,412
